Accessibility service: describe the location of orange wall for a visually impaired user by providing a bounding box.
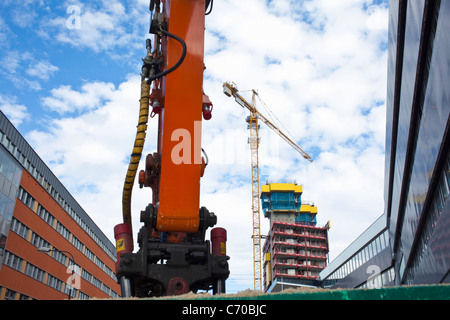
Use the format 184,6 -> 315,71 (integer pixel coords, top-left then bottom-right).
1,232 -> 67,300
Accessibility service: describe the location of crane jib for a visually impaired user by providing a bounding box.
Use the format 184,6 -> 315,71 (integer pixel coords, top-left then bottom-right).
224,81 -> 313,163
235,95 -> 248,109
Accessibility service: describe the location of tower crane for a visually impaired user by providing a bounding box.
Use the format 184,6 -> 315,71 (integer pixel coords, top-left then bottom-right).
223,81 -> 313,291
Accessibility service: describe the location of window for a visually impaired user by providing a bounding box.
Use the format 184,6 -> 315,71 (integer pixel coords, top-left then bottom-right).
17,186 -> 23,201
356,251 -> 362,269
84,247 -> 95,262
25,263 -> 45,282
38,206 -> 55,226
6,159 -> 15,181
367,243 -> 373,260
47,274 -> 63,292
101,284 -> 111,295
71,235 -> 84,252
19,293 -> 30,300
78,291 -> 90,300
95,257 -> 105,271
51,248 -> 68,266
18,153 -> 24,165
374,237 -> 381,254
7,141 -> 15,154
65,285 -> 78,299
380,232 -> 387,251
31,232 -> 50,249
1,136 -> 9,148
92,277 -> 102,289
4,289 -> 17,300
4,251 -> 23,271
81,269 -> 92,283
24,192 -> 32,207
14,147 -> 20,159
32,166 -> 37,179
405,157 -> 450,282
11,218 -> 30,239
56,222 -> 71,241
360,249 -> 366,265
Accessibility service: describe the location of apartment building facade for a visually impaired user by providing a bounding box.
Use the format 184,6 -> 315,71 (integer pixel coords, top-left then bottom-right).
0,111 -> 120,299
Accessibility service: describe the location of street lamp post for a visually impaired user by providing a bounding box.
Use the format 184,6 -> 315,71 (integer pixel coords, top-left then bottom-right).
37,246 -> 77,300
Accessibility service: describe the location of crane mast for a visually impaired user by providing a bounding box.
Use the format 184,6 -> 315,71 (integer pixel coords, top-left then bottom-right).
223,82 -> 312,291
248,91 -> 262,292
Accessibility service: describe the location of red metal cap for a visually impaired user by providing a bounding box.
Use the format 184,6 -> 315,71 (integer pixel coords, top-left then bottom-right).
211,227 -> 227,240
114,223 -> 132,237
211,227 -> 227,256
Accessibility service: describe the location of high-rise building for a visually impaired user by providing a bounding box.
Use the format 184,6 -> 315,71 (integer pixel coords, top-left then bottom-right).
384,0 -> 450,285
261,182 -> 329,292
0,111 -> 121,299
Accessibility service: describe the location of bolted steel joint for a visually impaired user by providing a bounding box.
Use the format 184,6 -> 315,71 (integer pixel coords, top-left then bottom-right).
199,206 -> 217,230
140,204 -> 157,228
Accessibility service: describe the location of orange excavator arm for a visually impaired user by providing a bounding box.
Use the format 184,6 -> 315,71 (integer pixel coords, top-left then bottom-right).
155,0 -> 206,233
114,0 -> 228,298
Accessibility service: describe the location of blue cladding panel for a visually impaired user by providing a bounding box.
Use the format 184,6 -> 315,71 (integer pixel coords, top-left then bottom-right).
261,192 -> 301,215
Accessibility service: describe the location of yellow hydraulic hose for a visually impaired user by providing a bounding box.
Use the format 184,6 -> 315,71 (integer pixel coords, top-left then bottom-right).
122,80 -> 150,236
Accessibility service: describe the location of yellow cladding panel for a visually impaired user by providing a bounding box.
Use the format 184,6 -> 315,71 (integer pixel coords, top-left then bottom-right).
300,204 -> 318,214
260,183 -> 302,194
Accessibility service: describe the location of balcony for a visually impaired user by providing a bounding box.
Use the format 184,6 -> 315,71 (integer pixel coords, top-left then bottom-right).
273,269 -> 321,280
273,249 -> 327,260
274,260 -> 326,270
271,238 -> 328,251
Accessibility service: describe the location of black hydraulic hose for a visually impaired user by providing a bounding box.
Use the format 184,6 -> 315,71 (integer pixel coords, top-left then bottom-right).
202,148 -> 209,167
205,0 -> 213,15
147,28 -> 187,84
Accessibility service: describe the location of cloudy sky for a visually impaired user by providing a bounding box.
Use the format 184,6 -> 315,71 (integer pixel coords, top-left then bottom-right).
0,0 -> 389,293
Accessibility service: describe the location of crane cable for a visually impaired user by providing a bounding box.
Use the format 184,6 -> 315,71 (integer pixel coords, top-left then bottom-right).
255,93 -> 298,145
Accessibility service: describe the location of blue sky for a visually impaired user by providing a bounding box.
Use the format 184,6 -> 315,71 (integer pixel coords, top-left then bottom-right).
1,0 -> 390,294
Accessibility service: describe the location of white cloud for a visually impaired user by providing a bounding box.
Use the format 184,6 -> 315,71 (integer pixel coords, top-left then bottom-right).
0,16 -> 11,45
41,81 -> 116,114
11,8 -> 38,28
26,60 -> 59,81
0,50 -> 21,75
42,0 -> 148,55
0,94 -> 30,127
0,50 -> 59,90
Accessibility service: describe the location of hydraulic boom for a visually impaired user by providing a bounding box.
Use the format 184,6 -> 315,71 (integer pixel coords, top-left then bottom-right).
114,0 -> 229,297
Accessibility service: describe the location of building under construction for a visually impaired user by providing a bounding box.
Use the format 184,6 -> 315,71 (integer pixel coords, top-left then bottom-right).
261,182 -> 329,292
